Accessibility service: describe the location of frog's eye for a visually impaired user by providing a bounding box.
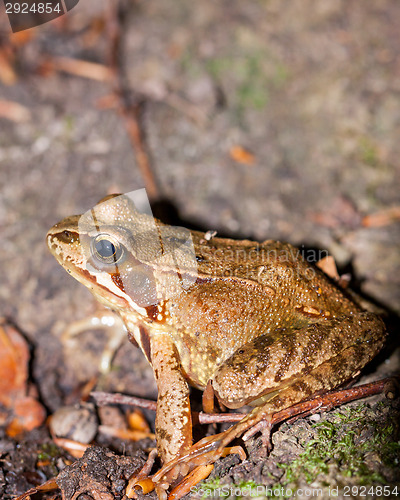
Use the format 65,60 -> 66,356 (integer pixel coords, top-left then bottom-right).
91,234 -> 125,265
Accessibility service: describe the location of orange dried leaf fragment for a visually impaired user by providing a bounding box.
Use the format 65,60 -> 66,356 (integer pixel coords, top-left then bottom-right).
362,206 -> 400,227
316,256 -> 340,281
0,47 -> 17,85
229,145 -> 256,165
0,319 -> 46,435
0,99 -> 31,122
127,408 -> 151,433
126,477 -> 155,497
10,30 -> 35,47
98,424 -> 155,442
52,437 -> 88,459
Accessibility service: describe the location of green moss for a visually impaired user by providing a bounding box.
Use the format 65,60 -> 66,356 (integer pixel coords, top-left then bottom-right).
278,405 -> 398,487
195,405 -> 398,498
358,136 -> 380,167
37,442 -> 61,460
36,442 -> 63,476
367,419 -> 400,469
179,38 -> 289,120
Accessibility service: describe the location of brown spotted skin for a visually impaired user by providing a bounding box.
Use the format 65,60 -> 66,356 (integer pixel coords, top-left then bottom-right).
212,312 -> 385,408
47,194 -> 387,493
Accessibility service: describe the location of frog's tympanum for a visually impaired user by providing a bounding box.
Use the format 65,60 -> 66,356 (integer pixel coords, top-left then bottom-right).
47,191 -> 386,498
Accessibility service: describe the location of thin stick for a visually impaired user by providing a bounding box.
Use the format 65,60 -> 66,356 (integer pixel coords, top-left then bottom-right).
106,1 -> 160,201
91,376 -> 397,428
91,391 -> 157,411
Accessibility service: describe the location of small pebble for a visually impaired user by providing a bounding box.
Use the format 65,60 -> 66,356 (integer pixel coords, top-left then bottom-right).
50,404 -> 98,444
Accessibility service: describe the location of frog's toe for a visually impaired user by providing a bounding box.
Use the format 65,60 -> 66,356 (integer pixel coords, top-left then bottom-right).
242,414 -> 273,455
152,433 -> 246,499
166,464 -> 214,499
153,433 -> 223,485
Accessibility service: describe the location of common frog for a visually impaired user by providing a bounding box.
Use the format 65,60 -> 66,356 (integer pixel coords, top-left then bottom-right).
47,191 -> 386,497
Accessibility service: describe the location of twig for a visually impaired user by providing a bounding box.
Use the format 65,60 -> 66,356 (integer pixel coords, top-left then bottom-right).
43,56 -> 111,81
106,1 -> 160,201
362,206 -> 400,227
91,391 -> 157,411
264,376 -> 398,429
91,376 -> 398,428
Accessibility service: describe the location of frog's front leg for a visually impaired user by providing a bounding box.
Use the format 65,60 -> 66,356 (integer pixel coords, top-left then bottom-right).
149,331 -> 192,464
155,312 -> 386,485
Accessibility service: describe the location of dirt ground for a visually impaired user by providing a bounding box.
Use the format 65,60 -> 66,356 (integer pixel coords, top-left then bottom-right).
1,0 -> 399,499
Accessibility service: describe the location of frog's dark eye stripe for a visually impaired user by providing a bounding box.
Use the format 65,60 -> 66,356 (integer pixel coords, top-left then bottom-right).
91,234 -> 125,265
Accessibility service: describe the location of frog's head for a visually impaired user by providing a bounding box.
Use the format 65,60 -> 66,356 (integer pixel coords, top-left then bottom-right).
47,192 -> 198,318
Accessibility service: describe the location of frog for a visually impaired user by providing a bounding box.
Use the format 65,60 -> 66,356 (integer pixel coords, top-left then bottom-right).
47,192 -> 386,498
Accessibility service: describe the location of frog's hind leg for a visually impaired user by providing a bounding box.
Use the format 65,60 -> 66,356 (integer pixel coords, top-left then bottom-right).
153,312 -> 386,489
211,311 -> 386,450
213,312 -> 386,411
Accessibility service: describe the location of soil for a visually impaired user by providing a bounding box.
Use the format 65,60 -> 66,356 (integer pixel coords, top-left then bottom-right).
1,0 -> 399,499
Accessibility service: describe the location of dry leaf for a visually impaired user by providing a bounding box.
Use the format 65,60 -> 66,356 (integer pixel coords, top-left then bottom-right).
0,319 -> 46,434
10,30 -> 34,47
0,99 -> 31,122
127,408 -> 151,433
0,48 -> 17,85
82,16 -> 107,47
309,196 -> 361,229
52,437 -> 89,459
229,145 -> 256,165
98,424 -> 155,441
316,256 -> 340,280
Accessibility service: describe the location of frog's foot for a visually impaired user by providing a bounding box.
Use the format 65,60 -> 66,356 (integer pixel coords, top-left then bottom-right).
152,426 -> 249,499
152,434 -> 224,498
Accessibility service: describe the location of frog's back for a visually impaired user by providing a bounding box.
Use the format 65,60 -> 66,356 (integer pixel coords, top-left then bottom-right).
191,234 -> 357,318
168,235 -> 359,388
